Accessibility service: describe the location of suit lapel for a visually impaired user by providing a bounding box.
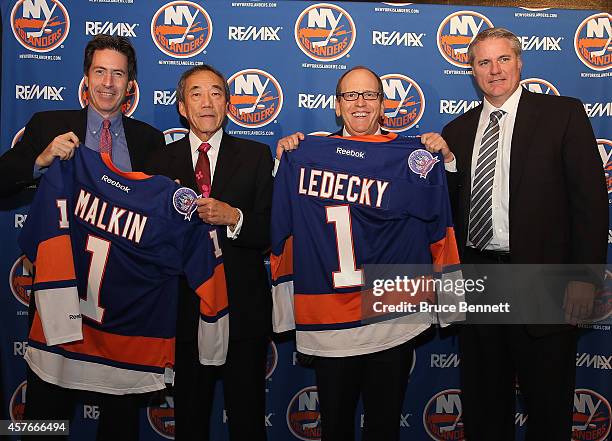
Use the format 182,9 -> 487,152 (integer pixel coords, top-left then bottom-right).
211,132 -> 241,198
509,90 -> 539,198
458,106 -> 482,238
173,137 -> 198,191
122,114 -> 145,170
73,108 -> 88,142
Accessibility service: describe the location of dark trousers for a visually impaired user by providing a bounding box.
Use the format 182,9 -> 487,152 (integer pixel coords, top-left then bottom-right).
460,247 -> 578,441
312,341 -> 413,441
174,337 -> 269,441
23,367 -> 142,441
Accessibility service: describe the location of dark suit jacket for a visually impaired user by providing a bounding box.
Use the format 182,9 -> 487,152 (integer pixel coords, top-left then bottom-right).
145,132 -> 273,341
442,89 -> 608,334
0,108 -> 164,197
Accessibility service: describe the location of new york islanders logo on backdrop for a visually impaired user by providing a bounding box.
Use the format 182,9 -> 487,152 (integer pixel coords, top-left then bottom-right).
227,69 -> 283,128
147,389 -> 175,439
520,78 -> 560,95
294,3 -> 356,62
78,77 -> 140,117
380,74 -> 425,132
574,13 -> 612,71
437,11 -> 494,68
163,127 -> 189,145
9,381 -> 27,422
286,386 -> 321,441
11,0 -> 69,52
9,255 -> 33,307
151,1 -> 212,58
423,389 -> 465,440
572,389 -> 611,441
598,139 -> 612,195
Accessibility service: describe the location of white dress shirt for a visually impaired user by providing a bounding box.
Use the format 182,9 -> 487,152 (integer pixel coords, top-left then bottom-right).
188,129 -> 243,239
445,86 -> 523,251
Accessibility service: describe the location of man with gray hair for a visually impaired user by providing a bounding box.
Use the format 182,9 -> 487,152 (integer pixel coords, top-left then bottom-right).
428,27 -> 607,440
146,64 -> 273,441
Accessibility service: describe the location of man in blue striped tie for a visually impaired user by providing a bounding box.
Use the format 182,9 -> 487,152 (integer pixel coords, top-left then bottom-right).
428,27 -> 607,441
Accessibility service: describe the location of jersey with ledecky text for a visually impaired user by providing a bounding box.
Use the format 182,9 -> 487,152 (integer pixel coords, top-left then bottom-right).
271,134 -> 460,357
19,146 -> 228,395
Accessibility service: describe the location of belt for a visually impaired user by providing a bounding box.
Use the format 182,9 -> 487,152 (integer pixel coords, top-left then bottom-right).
466,247 -> 511,264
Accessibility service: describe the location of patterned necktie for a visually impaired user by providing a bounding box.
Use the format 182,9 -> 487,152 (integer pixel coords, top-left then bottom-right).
195,142 -> 212,197
99,119 -> 112,155
468,110 -> 505,250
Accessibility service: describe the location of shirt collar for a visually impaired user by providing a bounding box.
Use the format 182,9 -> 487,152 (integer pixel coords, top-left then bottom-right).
87,106 -> 123,136
342,126 -> 382,137
189,128 -> 223,156
482,85 -> 522,119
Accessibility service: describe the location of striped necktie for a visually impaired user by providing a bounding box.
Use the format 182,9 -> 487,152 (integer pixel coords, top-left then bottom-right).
468,110 -> 505,250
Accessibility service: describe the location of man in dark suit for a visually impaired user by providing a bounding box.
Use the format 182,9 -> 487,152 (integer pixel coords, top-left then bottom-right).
0,35 -> 163,196
145,65 -> 272,441
0,35 -> 164,440
428,28 -> 607,440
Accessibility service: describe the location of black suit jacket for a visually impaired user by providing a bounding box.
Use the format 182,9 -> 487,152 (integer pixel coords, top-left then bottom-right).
0,108 -> 164,196
442,89 -> 607,334
145,132 -> 273,341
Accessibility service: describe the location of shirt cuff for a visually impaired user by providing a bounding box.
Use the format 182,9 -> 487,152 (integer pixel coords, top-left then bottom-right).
272,158 -> 280,177
227,208 -> 243,240
444,155 -> 457,173
33,163 -> 47,179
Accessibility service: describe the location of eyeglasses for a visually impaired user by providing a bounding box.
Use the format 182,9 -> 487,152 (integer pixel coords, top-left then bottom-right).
336,91 -> 381,101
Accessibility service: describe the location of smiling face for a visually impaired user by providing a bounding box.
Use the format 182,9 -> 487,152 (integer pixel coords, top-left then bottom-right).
84,48 -> 132,119
178,70 -> 228,142
471,37 -> 522,108
335,68 -> 384,136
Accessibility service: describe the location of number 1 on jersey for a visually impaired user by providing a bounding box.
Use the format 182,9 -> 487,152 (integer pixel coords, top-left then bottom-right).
81,235 -> 110,323
326,205 -> 364,288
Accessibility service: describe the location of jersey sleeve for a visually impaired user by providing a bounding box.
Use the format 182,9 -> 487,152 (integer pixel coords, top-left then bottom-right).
181,223 -> 229,365
18,159 -> 83,345
270,154 -> 297,333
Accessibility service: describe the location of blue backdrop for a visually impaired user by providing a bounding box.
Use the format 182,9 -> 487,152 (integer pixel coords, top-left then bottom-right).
1,1 -> 611,440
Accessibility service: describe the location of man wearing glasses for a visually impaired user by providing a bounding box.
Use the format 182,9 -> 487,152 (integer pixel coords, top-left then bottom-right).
275,66 -> 447,440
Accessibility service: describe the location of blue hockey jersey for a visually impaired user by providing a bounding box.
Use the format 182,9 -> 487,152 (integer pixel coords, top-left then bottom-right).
19,147 -> 228,394
271,134 -> 460,357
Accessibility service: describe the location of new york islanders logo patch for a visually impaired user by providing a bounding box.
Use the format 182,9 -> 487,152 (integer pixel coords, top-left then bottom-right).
574,13 -> 612,71
409,149 -> 439,179
381,74 -> 425,132
227,69 -> 283,128
11,0 -> 69,53
151,1 -> 213,58
173,187 -> 199,220
437,11 -> 494,68
294,3 -> 356,62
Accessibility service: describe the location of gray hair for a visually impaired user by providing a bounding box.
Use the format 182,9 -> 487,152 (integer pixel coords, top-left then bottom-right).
176,65 -> 230,103
467,27 -> 522,66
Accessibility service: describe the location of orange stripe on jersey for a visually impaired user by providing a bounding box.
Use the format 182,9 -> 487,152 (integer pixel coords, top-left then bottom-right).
34,235 -> 75,283
330,133 -> 398,143
196,263 -> 229,317
100,152 -> 151,181
29,312 -> 46,343
30,312 -> 174,368
294,292 -> 362,325
430,227 -> 460,271
270,236 -> 293,280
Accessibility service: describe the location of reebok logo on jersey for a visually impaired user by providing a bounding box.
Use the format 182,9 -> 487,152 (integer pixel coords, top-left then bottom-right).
101,175 -> 131,193
336,147 -> 365,159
